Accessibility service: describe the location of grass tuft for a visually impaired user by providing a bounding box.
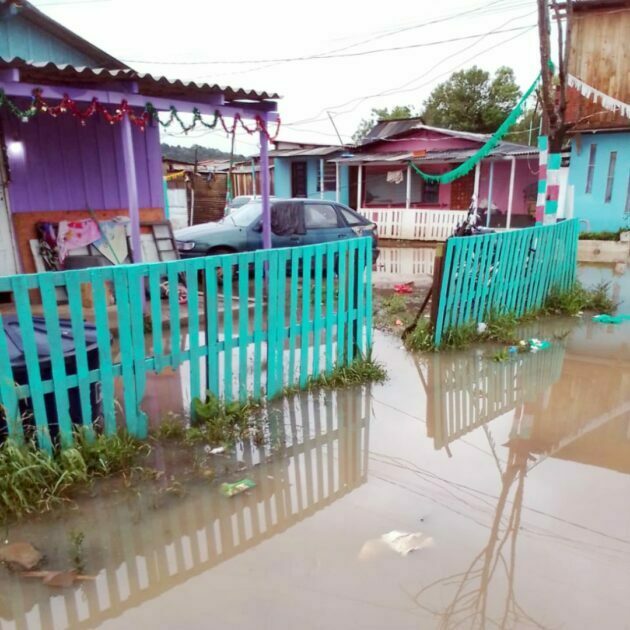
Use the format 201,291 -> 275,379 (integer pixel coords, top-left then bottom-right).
404,282 -> 616,353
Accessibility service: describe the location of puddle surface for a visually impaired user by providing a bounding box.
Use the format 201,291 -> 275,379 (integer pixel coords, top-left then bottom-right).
1,267 -> 629,630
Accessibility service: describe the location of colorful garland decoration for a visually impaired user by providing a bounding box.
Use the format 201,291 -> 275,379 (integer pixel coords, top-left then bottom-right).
0,88 -> 281,140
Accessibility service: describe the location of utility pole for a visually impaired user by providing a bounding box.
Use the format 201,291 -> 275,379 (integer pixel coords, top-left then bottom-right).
535,0 -> 573,224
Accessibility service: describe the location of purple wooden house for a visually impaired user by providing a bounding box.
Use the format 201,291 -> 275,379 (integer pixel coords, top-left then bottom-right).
0,0 -> 279,276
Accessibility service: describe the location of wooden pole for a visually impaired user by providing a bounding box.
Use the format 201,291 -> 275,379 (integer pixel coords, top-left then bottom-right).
357,165 -> 363,210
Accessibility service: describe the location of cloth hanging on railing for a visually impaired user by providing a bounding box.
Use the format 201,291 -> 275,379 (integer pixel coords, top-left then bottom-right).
567,74 -> 630,119
409,71 -> 542,184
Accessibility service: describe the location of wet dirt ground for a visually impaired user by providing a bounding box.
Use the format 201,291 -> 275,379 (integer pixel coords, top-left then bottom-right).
1,263 -> 629,630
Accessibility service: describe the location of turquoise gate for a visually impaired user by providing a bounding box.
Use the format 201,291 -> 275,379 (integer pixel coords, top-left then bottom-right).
0,238 -> 373,451
433,219 -> 579,345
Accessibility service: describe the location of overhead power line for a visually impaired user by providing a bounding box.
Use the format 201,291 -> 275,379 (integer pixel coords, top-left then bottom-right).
122,26 -> 534,66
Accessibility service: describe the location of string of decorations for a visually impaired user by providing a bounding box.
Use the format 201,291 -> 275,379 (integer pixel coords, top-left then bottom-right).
408,71 -> 542,184
0,88 -> 281,140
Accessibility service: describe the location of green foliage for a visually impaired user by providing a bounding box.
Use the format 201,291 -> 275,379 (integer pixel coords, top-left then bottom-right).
189,395 -> 261,446
153,415 -> 187,441
381,294 -> 408,315
0,430 -> 149,522
490,348 -> 510,363
352,105 -> 415,143
421,66 -> 521,133
507,106 -> 542,146
284,355 -> 387,394
404,283 -> 616,353
578,230 -> 622,241
544,282 -> 616,316
68,530 -> 86,574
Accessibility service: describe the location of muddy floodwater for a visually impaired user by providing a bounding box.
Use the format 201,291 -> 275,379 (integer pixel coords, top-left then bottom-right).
1,265 -> 629,630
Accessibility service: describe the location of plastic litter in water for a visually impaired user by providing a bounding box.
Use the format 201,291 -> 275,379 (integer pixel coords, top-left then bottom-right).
220,478 -> 256,497
593,314 -> 630,325
358,530 -> 434,559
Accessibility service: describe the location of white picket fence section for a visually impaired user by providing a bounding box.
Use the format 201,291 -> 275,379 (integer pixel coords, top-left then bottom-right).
358,208 -> 467,241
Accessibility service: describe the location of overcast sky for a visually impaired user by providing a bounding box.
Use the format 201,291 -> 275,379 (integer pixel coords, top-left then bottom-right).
33,0 -> 542,155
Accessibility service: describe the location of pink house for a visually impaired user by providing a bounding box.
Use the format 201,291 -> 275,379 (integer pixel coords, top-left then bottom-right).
334,118 -> 540,239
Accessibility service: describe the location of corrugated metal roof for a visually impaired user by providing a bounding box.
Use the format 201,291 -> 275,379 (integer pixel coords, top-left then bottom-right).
269,145 -> 342,157
0,57 -> 280,102
332,143 -> 537,164
362,118 -> 425,143
0,0 -> 128,69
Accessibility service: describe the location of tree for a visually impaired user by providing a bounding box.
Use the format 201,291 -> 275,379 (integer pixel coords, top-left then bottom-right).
508,106 -> 542,146
160,143 -> 246,163
421,66 -> 521,133
352,105 -> 415,143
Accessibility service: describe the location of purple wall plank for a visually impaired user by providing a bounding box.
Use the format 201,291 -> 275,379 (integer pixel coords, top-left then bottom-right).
3,109 -> 163,213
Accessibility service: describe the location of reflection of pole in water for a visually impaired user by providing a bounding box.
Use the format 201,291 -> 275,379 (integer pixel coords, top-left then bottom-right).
413,445 -> 543,630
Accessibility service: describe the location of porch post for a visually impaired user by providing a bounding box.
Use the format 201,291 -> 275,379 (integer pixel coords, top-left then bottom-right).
120,115 -> 142,262
259,121 -> 272,249
405,163 -> 411,209
506,156 -> 517,229
251,158 -> 257,197
357,165 -> 363,210
473,162 -> 481,208
319,158 -> 325,199
486,161 -> 494,227
335,161 -> 340,202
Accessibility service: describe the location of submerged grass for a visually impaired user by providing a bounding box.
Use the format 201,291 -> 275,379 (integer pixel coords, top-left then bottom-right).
404,282 -> 616,353
0,429 -> 150,522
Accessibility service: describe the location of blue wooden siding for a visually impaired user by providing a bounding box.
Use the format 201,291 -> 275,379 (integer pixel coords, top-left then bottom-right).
274,157 -> 350,205
569,131 -> 630,232
0,13 -> 98,66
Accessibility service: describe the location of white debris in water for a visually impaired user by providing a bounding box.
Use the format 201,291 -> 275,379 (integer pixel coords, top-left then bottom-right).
358,530 -> 434,560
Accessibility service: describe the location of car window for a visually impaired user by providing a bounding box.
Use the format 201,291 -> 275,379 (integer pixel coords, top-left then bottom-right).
230,202 -> 261,227
304,204 -> 339,229
339,207 -> 365,226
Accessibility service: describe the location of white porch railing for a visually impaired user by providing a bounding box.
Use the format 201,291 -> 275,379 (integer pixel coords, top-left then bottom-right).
358,208 -> 467,241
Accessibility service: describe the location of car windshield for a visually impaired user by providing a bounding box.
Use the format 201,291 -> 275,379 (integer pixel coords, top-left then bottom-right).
230,202 -> 261,227
228,196 -> 251,209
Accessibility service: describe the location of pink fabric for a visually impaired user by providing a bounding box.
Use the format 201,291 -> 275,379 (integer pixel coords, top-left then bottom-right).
57,219 -> 101,262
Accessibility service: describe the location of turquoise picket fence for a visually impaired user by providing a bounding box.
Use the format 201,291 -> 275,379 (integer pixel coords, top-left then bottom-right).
433,219 -> 579,345
0,237 -> 373,451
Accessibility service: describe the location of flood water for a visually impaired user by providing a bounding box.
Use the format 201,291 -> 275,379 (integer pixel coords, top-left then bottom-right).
1,264 -> 629,630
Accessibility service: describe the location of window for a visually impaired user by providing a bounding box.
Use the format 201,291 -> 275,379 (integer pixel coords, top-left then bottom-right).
304,204 -> 339,229
363,166 -> 440,206
604,151 -> 617,203
316,161 -> 337,192
340,207 -> 365,226
585,143 -> 597,193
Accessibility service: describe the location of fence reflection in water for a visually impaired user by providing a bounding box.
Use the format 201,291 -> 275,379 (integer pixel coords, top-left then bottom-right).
1,386 -> 371,630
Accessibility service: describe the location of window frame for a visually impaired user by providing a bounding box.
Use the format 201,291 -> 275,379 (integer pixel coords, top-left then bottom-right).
604,151 -> 617,203
304,202 -> 341,230
316,161 -> 337,193
585,143 -> 597,194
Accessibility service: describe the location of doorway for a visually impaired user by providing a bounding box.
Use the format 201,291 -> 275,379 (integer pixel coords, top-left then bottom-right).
291,161 -> 308,198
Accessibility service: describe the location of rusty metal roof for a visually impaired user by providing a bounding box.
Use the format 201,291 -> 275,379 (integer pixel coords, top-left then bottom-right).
0,57 -> 280,102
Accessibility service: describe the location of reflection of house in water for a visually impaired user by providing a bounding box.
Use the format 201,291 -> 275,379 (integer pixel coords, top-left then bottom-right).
417,323 -> 630,629
3,389 -> 370,630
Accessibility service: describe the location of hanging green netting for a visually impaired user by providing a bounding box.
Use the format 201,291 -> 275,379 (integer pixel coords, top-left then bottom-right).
409,72 -> 541,184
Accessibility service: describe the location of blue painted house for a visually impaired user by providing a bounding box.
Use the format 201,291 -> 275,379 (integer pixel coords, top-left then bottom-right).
566,0 -> 630,233
270,141 -> 351,204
